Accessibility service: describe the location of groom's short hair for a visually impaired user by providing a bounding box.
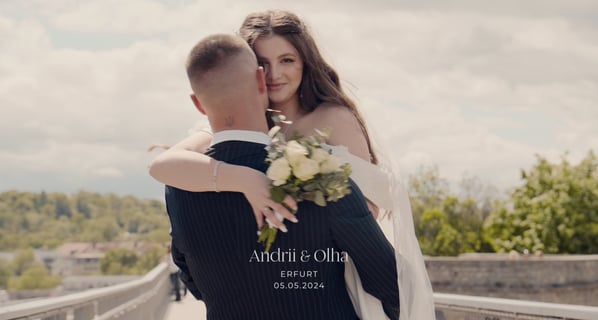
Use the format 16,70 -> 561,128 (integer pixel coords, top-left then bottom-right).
186,34 -> 252,92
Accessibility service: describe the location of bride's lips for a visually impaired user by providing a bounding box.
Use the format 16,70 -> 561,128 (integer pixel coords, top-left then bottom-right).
267,83 -> 285,91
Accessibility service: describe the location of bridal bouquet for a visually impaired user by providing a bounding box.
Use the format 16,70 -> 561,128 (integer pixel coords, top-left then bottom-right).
257,125 -> 352,252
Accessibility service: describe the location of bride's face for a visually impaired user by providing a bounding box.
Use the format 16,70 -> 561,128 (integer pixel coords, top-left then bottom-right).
253,35 -> 303,108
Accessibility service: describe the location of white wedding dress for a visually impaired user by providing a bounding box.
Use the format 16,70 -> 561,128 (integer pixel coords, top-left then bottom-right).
329,145 -> 436,320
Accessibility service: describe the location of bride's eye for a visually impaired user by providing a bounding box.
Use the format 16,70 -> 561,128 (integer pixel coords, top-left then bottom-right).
258,61 -> 270,72
281,58 -> 294,64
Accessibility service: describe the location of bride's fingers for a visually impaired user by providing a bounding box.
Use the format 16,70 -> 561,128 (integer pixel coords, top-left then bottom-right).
261,207 -> 288,232
268,201 -> 298,223
252,207 -> 264,229
366,200 -> 379,220
282,195 -> 297,213
245,189 -> 295,230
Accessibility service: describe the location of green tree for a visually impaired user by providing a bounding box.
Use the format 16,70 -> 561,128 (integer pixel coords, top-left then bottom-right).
34,191 -> 48,211
410,167 -> 496,255
14,196 -> 35,213
11,248 -> 35,276
484,151 -> 598,254
100,219 -> 120,241
76,197 -> 91,219
139,228 -> 171,244
417,208 -> 463,256
54,194 -> 72,219
408,165 -> 449,220
100,248 -> 140,275
459,173 -> 498,223
0,258 -> 12,289
0,190 -> 169,250
7,264 -> 61,290
137,247 -> 166,273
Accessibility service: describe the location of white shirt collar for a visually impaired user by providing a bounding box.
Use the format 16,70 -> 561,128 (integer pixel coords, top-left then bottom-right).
211,130 -> 271,146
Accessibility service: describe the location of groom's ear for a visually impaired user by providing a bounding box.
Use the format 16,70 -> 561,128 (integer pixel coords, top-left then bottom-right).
256,66 -> 266,94
190,94 -> 206,115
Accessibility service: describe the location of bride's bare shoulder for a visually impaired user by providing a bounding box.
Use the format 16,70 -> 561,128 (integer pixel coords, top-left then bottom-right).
307,103 -> 370,161
309,103 -> 360,129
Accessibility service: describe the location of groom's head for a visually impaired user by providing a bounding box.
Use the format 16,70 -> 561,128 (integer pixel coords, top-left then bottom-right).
186,34 -> 269,131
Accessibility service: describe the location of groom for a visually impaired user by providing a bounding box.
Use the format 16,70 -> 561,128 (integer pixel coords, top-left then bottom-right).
166,33 -> 399,319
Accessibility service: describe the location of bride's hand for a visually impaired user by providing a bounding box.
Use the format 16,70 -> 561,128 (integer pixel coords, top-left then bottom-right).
366,199 -> 379,220
237,166 -> 298,231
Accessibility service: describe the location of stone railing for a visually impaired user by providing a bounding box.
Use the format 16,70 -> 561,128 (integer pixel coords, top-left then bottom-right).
0,262 -> 171,320
434,293 -> 598,320
426,254 -> 598,306
2,261 -> 597,320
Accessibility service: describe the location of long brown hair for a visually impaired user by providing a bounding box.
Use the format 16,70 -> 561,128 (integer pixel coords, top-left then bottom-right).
239,10 -> 378,164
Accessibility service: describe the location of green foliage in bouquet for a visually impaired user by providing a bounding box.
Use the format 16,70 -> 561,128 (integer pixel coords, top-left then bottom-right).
257,125 -> 352,252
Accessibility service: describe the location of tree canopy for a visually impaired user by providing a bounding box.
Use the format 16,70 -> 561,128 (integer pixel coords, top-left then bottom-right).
409,150 -> 597,256
410,166 -> 497,256
0,191 -> 171,289
100,246 -> 166,275
484,151 -> 598,254
0,190 -> 170,250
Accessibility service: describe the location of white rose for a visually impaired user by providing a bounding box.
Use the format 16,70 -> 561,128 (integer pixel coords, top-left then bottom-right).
285,140 -> 308,166
266,157 -> 291,186
292,158 -> 320,181
310,148 -> 330,163
319,155 -> 343,174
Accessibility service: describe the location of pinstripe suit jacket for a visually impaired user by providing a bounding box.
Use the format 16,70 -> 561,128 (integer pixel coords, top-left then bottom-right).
166,140 -> 399,320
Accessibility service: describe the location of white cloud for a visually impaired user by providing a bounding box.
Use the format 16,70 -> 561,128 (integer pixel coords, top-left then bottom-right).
41,0 -> 201,34
1,1 -> 597,199
91,166 -> 123,177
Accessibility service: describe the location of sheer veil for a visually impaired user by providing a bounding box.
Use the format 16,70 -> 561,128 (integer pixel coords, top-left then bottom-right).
367,117 -> 436,320
387,164 -> 436,319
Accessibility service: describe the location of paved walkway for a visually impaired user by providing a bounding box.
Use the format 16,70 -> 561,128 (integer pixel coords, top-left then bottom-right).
164,293 -> 206,319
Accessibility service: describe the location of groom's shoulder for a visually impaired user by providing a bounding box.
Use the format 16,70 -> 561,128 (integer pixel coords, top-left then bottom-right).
320,178 -> 370,217
164,185 -> 187,199
207,140 -> 268,150
205,141 -> 268,159
164,185 -> 200,199
164,185 -> 216,213
345,178 -> 369,206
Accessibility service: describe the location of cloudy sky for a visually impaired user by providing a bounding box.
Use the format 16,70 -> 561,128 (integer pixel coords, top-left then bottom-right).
1,0 -> 597,200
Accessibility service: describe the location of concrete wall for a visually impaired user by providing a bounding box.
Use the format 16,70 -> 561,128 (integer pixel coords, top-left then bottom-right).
426,253 -> 598,306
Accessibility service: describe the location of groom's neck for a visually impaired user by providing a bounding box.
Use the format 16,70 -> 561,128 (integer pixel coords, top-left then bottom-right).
208,110 -> 268,134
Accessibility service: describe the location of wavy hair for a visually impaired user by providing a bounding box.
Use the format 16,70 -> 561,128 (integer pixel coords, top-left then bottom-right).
239,10 -> 378,164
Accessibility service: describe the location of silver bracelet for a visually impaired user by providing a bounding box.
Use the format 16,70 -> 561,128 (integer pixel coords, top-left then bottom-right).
212,161 -> 223,192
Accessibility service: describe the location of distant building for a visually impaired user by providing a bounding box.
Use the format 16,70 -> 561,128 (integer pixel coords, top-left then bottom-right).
1,242 -> 162,277
0,252 -> 14,261
53,241 -> 160,276
36,249 -> 60,274
0,249 -> 60,274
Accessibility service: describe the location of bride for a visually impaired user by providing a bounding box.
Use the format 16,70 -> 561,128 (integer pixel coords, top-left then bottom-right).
149,9 -> 435,320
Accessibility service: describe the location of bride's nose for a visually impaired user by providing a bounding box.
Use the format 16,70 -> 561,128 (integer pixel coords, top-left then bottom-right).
267,63 -> 281,80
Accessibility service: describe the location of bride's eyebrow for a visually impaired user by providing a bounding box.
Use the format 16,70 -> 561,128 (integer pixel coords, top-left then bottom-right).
256,52 -> 298,63
278,53 -> 297,59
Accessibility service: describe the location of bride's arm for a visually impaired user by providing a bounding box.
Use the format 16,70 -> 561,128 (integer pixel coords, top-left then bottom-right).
313,106 -> 380,218
149,131 -> 229,190
148,131 -> 297,229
